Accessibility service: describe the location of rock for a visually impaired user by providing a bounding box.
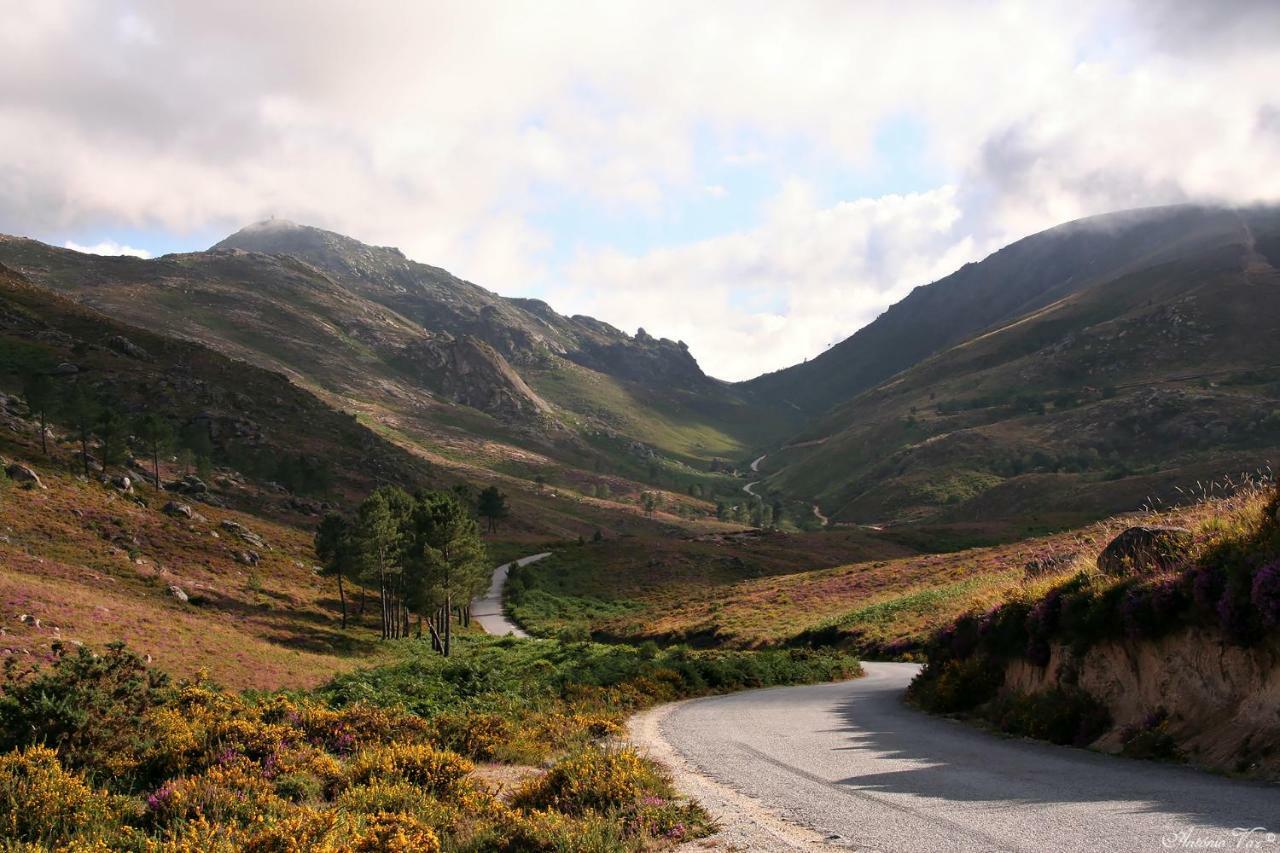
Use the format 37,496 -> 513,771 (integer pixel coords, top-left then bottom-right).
162,501 -> 193,519
220,519 -> 266,548
5,463 -> 45,489
234,549 -> 260,566
1097,526 -> 1194,577
167,585 -> 189,603
111,475 -> 132,493
105,335 -> 150,360
164,474 -> 209,495
49,363 -> 80,376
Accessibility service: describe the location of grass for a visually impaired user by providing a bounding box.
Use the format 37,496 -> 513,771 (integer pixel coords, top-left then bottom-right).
504,529 -> 918,644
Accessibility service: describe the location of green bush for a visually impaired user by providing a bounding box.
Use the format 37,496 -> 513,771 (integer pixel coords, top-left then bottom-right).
987,689 -> 1110,747
908,655 -> 1003,713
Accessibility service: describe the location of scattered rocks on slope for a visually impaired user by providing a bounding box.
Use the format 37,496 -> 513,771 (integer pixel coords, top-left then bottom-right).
105,335 -> 151,360
5,463 -> 45,489
220,519 -> 267,549
1097,526 -> 1194,577
165,475 -> 209,495
162,501 -> 193,519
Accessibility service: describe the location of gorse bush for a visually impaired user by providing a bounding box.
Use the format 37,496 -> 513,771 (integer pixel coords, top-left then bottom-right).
0,634 -> 856,849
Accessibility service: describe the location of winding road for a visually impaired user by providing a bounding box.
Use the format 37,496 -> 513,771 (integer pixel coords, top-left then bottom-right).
643,662 -> 1278,852
745,453 -> 768,497
470,552 -> 550,637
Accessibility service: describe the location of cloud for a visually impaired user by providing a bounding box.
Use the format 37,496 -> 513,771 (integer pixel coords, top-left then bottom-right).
3,1 -> 1280,378
551,184 -> 981,381
63,239 -> 152,258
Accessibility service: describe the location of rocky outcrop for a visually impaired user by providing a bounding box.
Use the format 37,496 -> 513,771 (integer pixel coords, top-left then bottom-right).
401,334 -> 553,423
106,335 -> 150,360
5,463 -> 45,489
1004,629 -> 1280,779
1096,526 -> 1193,577
220,519 -> 266,549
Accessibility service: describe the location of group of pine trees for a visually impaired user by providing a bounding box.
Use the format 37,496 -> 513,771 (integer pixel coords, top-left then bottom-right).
22,371 -> 180,487
315,485 -> 501,656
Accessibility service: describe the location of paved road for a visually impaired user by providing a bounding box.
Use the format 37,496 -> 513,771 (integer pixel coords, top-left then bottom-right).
745,453 -> 768,496
470,553 -> 550,637
658,662 -> 1278,852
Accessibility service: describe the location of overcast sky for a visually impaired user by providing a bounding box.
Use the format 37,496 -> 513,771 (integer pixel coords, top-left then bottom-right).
4,1 -> 1280,380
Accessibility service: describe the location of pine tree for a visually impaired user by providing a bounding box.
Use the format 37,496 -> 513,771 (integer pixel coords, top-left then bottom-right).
315,513 -> 356,629
133,413 -> 174,490
476,485 -> 510,534
96,407 -> 127,471
21,372 -> 55,456
61,385 -> 100,477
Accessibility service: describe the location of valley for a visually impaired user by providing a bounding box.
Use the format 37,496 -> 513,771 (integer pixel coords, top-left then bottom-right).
0,203 -> 1277,850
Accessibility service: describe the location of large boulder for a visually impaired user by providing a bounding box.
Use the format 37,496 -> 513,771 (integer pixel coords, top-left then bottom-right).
162,501 -> 193,519
5,463 -> 45,489
167,585 -> 189,603
1097,526 -> 1193,577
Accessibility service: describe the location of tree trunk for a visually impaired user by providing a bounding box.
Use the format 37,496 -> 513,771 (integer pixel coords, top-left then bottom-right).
152,445 -> 161,491
80,432 -> 90,477
336,571 -> 347,630
444,593 -> 452,657
39,412 -> 47,456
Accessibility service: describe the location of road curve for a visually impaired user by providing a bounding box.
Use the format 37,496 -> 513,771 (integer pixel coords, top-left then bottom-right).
651,662 -> 1278,852
745,453 -> 768,496
470,552 -> 550,637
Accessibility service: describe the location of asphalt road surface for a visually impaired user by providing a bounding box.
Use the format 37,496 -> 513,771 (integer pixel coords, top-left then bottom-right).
470,552 -> 549,637
656,662 -> 1278,852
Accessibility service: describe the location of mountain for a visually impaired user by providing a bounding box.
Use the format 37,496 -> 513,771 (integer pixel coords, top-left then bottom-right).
755,205 -> 1280,529
0,224 -> 795,499
212,220 -> 712,389
0,260 -> 433,517
740,205 -> 1264,417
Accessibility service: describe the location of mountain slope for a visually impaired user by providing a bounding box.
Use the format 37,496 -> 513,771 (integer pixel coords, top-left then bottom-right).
759,206 -> 1280,527
740,205 -> 1263,417
0,227 -> 795,509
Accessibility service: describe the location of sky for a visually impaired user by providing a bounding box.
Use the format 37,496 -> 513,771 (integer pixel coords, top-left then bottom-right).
3,1 -> 1280,381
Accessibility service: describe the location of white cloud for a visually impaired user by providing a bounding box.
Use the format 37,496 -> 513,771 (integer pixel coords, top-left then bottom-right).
552,185 -> 983,380
63,239 -> 152,258
2,1 -> 1280,378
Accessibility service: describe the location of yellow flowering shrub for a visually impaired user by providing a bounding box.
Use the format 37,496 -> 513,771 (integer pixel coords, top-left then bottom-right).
430,711 -> 512,759
346,743 -> 474,797
513,746 -> 664,815
349,812 -> 441,853
145,759 -> 288,827
0,745 -> 118,846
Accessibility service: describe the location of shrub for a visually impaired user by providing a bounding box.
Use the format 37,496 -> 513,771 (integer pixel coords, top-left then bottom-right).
0,643 -> 173,791
1250,561 -> 1280,627
346,743 -> 473,798
349,812 -> 441,853
0,745 -> 119,845
513,747 -> 665,815
988,689 -> 1110,747
1119,709 -> 1182,762
908,656 -> 1003,714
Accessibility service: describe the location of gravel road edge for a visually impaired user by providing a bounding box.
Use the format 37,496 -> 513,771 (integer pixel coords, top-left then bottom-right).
627,699 -> 838,851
